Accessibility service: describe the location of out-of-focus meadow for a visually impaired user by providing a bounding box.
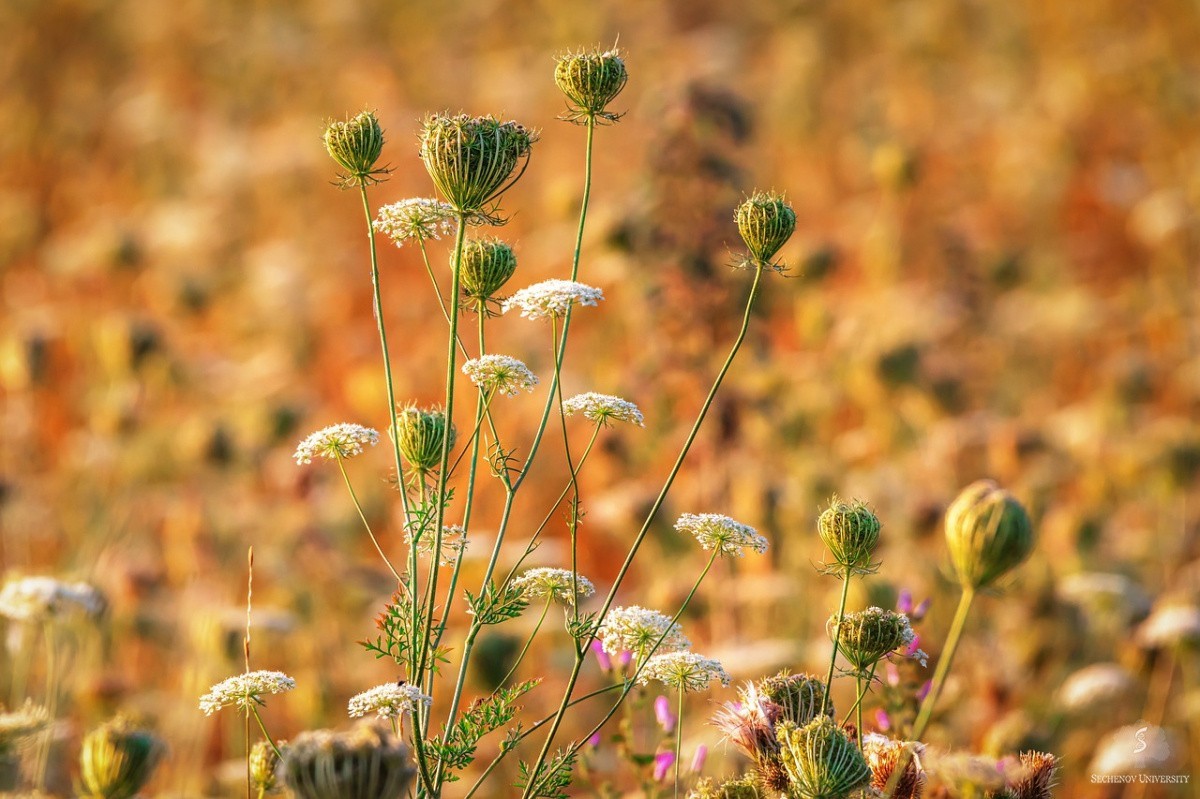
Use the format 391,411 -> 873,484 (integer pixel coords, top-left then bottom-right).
2,0 -> 1199,795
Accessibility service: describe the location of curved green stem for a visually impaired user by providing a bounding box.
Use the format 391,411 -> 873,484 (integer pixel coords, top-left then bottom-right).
823,569 -> 852,708
549,317 -> 584,629
839,663 -> 877,730
336,456 -> 405,586
499,598 -> 553,688
249,705 -> 284,760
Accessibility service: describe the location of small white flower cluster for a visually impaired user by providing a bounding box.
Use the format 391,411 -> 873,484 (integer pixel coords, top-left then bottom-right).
347,683 -> 432,720
511,568 -> 595,606
294,423 -> 379,464
1056,663 -> 1134,711
598,606 -> 690,661
637,651 -> 730,692
462,355 -> 539,396
0,576 -> 105,623
406,524 -> 467,566
561,392 -> 644,427
199,670 -> 297,715
1138,602 -> 1200,648
501,279 -> 604,319
673,513 -> 768,557
373,198 -> 456,246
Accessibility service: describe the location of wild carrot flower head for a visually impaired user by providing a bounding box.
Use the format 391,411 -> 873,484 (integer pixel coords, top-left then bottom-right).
735,192 -> 795,267
462,355 -> 538,396
554,47 -> 628,122
561,392 -> 643,426
675,513 -> 768,557
776,716 -> 872,799
283,722 -> 415,799
199,670 -> 296,715
502,279 -> 604,319
831,607 -> 921,673
0,576 -> 105,622
511,568 -> 595,606
862,733 -> 925,799
373,199 -> 455,246
755,671 -> 831,725
406,524 -> 467,566
347,683 -> 432,720
945,480 -> 1035,590
818,496 -> 881,575
78,718 -> 164,799
599,606 -> 690,661
0,701 -> 50,746
1055,663 -> 1134,711
418,113 -> 536,220
460,238 -> 517,309
324,110 -> 387,187
638,651 -> 731,692
293,424 -> 379,465
394,406 -> 455,474
1138,602 -> 1200,648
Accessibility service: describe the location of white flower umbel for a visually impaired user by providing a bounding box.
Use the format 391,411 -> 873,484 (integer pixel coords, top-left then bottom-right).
561,392 -> 644,427
0,576 -> 105,622
1056,663 -> 1134,712
462,355 -> 539,396
637,651 -> 731,691
674,513 -> 768,557
406,524 -> 467,566
199,670 -> 296,715
511,568 -> 596,606
347,683 -> 433,720
1138,602 -> 1200,648
598,606 -> 690,661
501,279 -> 603,319
373,198 -> 456,246
293,423 -> 379,464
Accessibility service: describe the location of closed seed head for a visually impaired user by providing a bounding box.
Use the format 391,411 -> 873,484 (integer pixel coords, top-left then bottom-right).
818,496 -> 881,574
554,48 -> 628,122
460,238 -> 518,309
944,480 -> 1035,590
736,192 -> 796,267
394,406 -> 456,474
79,718 -> 164,799
419,114 -> 536,221
324,111 -> 387,187
776,716 -> 872,799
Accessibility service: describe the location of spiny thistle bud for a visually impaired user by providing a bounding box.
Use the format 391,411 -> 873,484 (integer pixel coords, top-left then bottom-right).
395,406 -> 456,475
777,716 -> 872,799
324,111 -> 387,187
419,114 -> 536,221
863,734 -> 925,799
818,496 -> 881,575
554,48 -> 628,123
994,752 -> 1057,799
755,671 -> 831,726
250,740 -> 284,794
460,237 -> 517,310
831,607 -> 917,673
736,192 -> 796,268
945,480 -> 1035,591
78,718 -> 164,799
688,775 -> 767,799
283,722 -> 415,799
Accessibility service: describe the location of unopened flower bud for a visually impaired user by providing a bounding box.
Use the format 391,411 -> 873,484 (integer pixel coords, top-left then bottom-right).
736,192 -> 796,266
554,48 -> 628,122
78,718 -> 164,799
250,740 -> 285,794
777,716 -> 871,799
755,671 -> 831,726
419,114 -> 536,220
945,480 -> 1035,590
460,238 -> 517,310
324,111 -> 386,187
818,496 -> 881,575
832,607 -> 917,673
394,406 -> 456,475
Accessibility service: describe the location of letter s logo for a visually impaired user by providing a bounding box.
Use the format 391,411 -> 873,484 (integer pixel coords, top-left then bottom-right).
1133,726 -> 1149,754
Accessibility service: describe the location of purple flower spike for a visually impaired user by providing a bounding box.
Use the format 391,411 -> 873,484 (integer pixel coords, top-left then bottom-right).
913,597 -> 931,621
588,731 -> 602,748
897,589 -> 913,615
875,708 -> 891,731
654,751 -> 675,782
691,744 -> 708,773
590,639 -> 612,671
906,634 -> 922,657
654,694 -> 676,733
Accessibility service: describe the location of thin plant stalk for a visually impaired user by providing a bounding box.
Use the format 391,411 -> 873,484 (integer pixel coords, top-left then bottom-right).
549,316 -> 583,629
250,706 -> 284,760
839,663 -> 877,730
498,598 -> 553,688
823,568 -> 852,708
337,456 -> 405,586
674,685 -> 684,799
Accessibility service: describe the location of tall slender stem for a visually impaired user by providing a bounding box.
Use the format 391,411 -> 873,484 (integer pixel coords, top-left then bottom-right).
549,317 -> 583,629
674,686 -> 684,799
250,706 -> 284,760
823,570 -> 853,708
337,456 -> 405,585
499,598 -> 553,688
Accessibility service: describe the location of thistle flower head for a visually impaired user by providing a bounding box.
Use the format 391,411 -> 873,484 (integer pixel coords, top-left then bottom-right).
373,199 -> 456,246
818,496 -> 881,575
462,355 -> 538,396
394,406 -> 456,474
250,740 -> 285,794
501,279 -> 604,320
945,480 -> 1035,590
675,513 -> 768,557
1056,663 -> 1134,712
347,683 -> 432,720
460,238 -> 518,309
78,718 -> 163,799
0,701 -> 50,748
554,47 -> 628,122
713,682 -> 784,763
283,721 -> 415,799
1138,602 -> 1200,648
736,192 -> 796,268
598,605 -> 690,661
754,671 -> 832,725
324,110 -> 387,187
406,524 -> 467,567
561,392 -> 644,427
831,607 -> 920,673
638,651 -> 731,692
510,568 -> 595,606
0,576 -> 105,623
419,113 -> 536,221
996,751 -> 1058,799
293,424 -> 379,465
861,734 -> 925,799
776,716 -> 872,799
199,670 -> 296,715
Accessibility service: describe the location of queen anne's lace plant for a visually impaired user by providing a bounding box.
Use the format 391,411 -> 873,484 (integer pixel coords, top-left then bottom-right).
199,670 -> 296,715
0,576 -> 105,622
406,524 -> 467,566
637,651 -> 731,692
1056,663 -> 1134,711
293,424 -> 380,464
561,392 -> 644,427
501,279 -> 603,319
373,198 -> 456,246
674,513 -> 768,557
598,606 -> 690,660
511,568 -> 596,606
462,355 -> 539,396
347,683 -> 433,720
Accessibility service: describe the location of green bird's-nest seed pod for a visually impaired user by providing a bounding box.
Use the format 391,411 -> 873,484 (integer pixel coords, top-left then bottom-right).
818,496 -> 881,575
395,406 -> 456,474
250,740 -> 285,794
324,111 -> 387,187
78,718 -> 163,799
777,716 -> 872,799
736,192 -> 796,267
831,607 -> 915,673
554,48 -> 628,122
460,237 -> 517,310
945,480 -> 1035,590
688,775 -> 768,799
419,114 -> 536,221
755,671 -> 832,726
283,722 -> 415,799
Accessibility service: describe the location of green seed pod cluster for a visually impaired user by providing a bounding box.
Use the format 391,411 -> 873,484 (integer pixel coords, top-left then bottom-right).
689,775 -> 768,799
945,480 -> 1035,590
554,48 -> 628,122
736,192 -> 796,266
250,740 -> 285,794
818,497 -> 881,575
419,114 -> 536,219
755,671 -> 832,726
776,716 -> 872,799
324,111 -> 386,187
78,718 -> 163,799
283,722 -> 415,799
460,237 -> 517,310
395,406 -> 456,475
